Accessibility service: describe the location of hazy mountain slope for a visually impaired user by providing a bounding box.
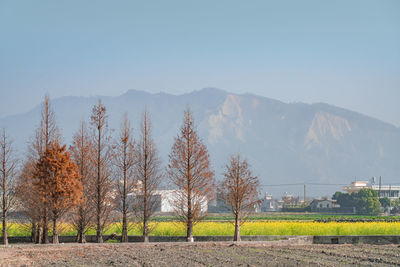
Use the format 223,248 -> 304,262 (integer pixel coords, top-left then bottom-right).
1,88 -> 399,197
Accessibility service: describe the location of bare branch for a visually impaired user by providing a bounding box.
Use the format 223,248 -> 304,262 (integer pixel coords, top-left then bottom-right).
219,152 -> 260,241
168,107 -> 214,242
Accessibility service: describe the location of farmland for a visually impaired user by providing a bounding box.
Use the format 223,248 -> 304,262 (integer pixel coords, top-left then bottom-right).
1,242 -> 400,266
147,213 -> 400,222
3,220 -> 400,238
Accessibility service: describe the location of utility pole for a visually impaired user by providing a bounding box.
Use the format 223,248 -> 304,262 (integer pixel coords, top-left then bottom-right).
303,184 -> 306,204
389,184 -> 392,210
379,176 -> 382,198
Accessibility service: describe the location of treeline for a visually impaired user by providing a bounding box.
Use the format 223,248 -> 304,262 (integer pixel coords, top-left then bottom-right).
332,189 -> 381,215
0,95 -> 260,245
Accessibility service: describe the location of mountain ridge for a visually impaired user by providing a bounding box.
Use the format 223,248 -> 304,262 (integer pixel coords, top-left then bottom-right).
1,88 -> 399,197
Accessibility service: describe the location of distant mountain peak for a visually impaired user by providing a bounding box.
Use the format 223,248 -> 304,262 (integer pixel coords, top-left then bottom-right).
305,112 -> 352,149
208,94 -> 245,143
123,89 -> 153,96
197,87 -> 226,94
0,88 -> 399,197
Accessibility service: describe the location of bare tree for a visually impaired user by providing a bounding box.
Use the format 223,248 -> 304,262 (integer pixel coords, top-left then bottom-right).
0,129 -> 18,245
69,121 -> 94,243
90,100 -> 113,243
219,153 -> 260,241
168,107 -> 214,242
134,110 -> 162,242
113,114 -> 136,242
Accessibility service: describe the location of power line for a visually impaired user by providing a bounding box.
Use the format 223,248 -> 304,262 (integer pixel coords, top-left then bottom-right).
260,183 -> 346,187
307,183 -> 347,186
260,183 -> 304,187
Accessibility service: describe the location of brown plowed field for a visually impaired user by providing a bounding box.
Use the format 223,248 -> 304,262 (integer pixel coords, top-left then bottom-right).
1,241 -> 400,266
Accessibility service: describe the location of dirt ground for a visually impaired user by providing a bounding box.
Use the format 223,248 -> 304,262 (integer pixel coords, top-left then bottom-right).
1,241 -> 400,267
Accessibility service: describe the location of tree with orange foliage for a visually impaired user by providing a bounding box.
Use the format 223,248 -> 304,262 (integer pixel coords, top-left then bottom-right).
27,95 -> 60,244
34,142 -> 82,244
16,160 -> 41,243
219,153 -> 260,241
168,108 -> 214,242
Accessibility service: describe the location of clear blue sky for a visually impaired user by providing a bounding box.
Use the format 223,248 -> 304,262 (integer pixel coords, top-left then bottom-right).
1,0 -> 399,126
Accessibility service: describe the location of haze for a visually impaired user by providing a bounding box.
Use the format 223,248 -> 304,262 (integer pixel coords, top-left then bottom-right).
0,0 -> 399,126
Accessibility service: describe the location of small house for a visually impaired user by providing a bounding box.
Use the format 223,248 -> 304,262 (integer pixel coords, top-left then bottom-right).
309,199 -> 336,212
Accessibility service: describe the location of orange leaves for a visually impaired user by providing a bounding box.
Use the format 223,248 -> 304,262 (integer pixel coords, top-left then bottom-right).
33,141 -> 82,217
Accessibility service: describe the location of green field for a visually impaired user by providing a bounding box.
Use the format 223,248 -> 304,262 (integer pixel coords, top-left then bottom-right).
2,220 -> 400,237
150,213 -> 400,222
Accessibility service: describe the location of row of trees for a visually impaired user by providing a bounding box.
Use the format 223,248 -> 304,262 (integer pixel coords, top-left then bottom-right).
1,96 -> 260,244
332,189 -> 381,215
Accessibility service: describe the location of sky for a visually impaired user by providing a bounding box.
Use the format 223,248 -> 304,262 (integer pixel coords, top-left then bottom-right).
0,0 -> 399,126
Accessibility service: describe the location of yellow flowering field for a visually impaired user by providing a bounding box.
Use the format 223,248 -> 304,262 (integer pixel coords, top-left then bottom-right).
3,221 -> 400,236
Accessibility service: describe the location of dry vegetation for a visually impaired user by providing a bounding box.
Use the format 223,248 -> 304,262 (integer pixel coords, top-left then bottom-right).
1,241 -> 400,266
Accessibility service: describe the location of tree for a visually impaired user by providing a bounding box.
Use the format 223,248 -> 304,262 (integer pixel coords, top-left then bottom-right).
168,107 -> 214,242
332,189 -> 381,215
391,199 -> 400,215
113,114 -> 136,242
90,100 -> 113,243
133,110 -> 162,242
27,95 -> 60,244
380,197 -> 391,209
332,191 -> 353,208
0,129 -> 18,245
219,153 -> 260,241
70,121 -> 94,243
34,142 -> 82,244
353,189 -> 381,215
16,159 -> 41,243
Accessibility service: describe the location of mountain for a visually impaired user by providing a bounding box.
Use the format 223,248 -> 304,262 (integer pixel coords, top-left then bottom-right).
1,88 -> 399,197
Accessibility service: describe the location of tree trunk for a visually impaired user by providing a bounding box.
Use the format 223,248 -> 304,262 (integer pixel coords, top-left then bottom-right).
121,149 -> 128,243
76,208 -> 86,243
122,212 -> 128,242
187,194 -> 194,242
37,224 -> 43,244
52,217 -> 59,244
234,213 -> 241,242
96,201 -> 103,243
2,210 -> 7,245
96,217 -> 103,243
2,168 -> 7,245
77,231 -> 86,243
42,210 -> 49,244
31,221 -> 37,243
143,218 -> 149,242
96,123 -> 103,244
76,221 -> 86,243
142,177 -> 149,243
96,176 -> 103,243
187,217 -> 194,242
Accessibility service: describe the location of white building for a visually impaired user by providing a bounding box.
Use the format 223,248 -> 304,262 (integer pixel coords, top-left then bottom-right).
371,185 -> 400,199
343,181 -> 369,194
128,189 -> 208,213
260,194 -> 279,212
343,181 -> 400,200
